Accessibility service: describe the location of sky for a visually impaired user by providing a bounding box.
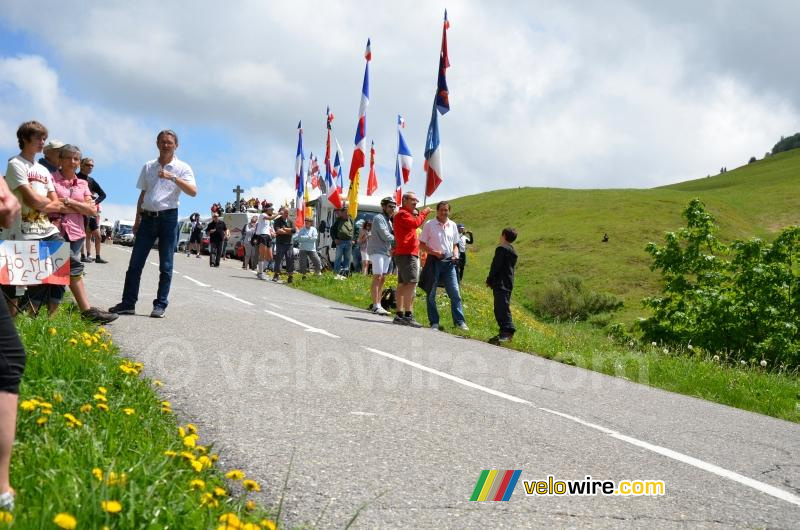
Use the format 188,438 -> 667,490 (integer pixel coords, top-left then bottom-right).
1,0 -> 798,223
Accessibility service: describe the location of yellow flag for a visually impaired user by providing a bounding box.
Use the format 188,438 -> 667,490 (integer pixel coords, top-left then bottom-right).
347,169 -> 360,219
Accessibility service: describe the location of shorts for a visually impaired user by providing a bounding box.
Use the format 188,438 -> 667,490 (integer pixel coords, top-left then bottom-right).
189,231 -> 203,244
395,254 -> 419,284
256,235 -> 273,247
67,237 -> 86,277
360,250 -> 369,262
87,216 -> 99,231
370,254 -> 392,275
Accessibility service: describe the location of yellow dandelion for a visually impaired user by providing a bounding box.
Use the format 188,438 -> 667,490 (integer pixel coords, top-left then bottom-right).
177,426 -> 186,437
97,403 -> 109,412
68,338 -> 78,347
93,393 -> 107,402
210,453 -> 219,463
183,435 -> 198,448
186,423 -> 198,435
63,413 -> 82,428
53,512 -> 77,529
48,327 -> 57,336
218,513 -> 241,526
241,523 -> 261,530
98,327 -> 107,334
261,520 -> 277,530
80,404 -> 93,413
53,392 -> 63,403
245,500 -> 256,511
213,486 -> 227,498
189,479 -> 205,490
0,510 -> 13,523
195,444 -> 208,455
36,416 -> 48,426
81,332 -> 91,340
180,451 -> 196,461
163,450 -> 177,457
92,468 -> 104,481
83,339 -> 93,347
39,401 -> 53,410
200,492 -> 219,508
161,407 -> 172,414
225,470 -> 245,480
106,472 -> 127,486
101,500 -> 122,513
122,408 -> 135,416
20,400 -> 37,412
153,379 -> 164,387
242,480 -> 261,492
100,343 -> 109,350
190,460 -> 204,473
197,456 -> 213,469
98,386 -> 107,394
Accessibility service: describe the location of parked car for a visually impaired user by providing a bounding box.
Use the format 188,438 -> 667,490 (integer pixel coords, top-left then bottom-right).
112,220 -> 135,246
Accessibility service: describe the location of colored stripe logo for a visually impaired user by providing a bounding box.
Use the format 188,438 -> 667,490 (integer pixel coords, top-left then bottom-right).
470,470 -> 522,501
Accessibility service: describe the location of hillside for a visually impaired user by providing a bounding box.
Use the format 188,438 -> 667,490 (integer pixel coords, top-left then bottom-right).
451,148 -> 800,322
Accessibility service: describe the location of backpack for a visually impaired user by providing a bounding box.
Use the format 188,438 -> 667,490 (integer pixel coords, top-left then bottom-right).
380,287 -> 397,309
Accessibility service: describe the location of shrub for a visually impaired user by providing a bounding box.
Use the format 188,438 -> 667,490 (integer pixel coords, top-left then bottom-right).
640,199 -> 800,368
531,275 -> 622,321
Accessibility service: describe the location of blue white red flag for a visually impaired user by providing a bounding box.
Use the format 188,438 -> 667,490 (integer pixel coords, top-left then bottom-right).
435,10 -> 451,115
395,114 -> 413,204
334,137 -> 345,192
324,108 -> 343,208
348,39 -> 371,182
295,121 -> 305,227
423,104 -> 442,197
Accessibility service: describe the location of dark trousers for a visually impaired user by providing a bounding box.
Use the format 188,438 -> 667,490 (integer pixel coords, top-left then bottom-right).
0,297 -> 26,394
492,288 -> 515,336
457,254 -> 467,282
274,243 -> 294,277
209,240 -> 223,266
122,209 -> 178,309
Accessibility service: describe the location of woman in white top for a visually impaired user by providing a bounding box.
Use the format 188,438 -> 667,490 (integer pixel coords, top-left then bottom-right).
255,206 -> 276,279
241,215 -> 258,270
358,219 -> 372,274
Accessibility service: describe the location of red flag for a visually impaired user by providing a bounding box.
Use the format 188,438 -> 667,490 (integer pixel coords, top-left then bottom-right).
366,141 -> 378,196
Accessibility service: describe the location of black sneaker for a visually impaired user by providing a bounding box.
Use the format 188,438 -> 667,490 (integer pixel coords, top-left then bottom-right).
81,256 -> 93,263
108,303 -> 135,315
82,307 -> 119,324
392,315 -> 408,326
405,316 -> 423,328
94,256 -> 108,264
150,306 -> 166,318
286,276 -> 293,284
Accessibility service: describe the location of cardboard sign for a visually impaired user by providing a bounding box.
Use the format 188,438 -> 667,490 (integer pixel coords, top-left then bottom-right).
0,240 -> 70,286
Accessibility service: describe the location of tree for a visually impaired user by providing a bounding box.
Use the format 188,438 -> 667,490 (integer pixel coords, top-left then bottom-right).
771,132 -> 800,155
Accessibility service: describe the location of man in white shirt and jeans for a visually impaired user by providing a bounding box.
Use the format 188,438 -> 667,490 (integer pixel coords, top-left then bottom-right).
109,130 -> 197,318
419,201 -> 468,331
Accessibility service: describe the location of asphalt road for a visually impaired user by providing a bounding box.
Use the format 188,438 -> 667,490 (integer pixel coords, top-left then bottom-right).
84,245 -> 800,528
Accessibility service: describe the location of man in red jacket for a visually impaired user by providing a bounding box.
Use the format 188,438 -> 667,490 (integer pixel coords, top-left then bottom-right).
392,191 -> 431,327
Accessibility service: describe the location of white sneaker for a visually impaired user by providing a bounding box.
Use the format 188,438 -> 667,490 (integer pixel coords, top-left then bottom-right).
457,322 -> 470,331
0,490 -> 15,511
373,305 -> 390,316
431,323 -> 440,330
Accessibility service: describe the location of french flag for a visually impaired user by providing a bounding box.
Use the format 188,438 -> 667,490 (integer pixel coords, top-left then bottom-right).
295,121 -> 305,228
324,107 -> 343,208
395,114 -> 412,204
349,39 -> 371,182
423,105 -> 443,197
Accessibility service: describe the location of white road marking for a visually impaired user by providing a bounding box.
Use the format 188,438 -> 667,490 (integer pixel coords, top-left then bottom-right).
268,302 -> 282,309
150,261 -> 159,266
213,290 -> 254,306
363,347 -> 800,507
173,269 -> 180,274
350,411 -> 377,417
263,309 -> 340,338
183,276 -> 210,287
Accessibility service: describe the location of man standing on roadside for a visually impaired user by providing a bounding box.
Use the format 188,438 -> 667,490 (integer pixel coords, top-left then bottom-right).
456,224 -> 472,282
420,201 -> 468,331
272,206 -> 296,283
77,157 -> 108,264
109,129 -> 197,318
205,212 -> 228,267
392,191 -> 430,327
367,196 -> 396,315
331,207 -> 354,279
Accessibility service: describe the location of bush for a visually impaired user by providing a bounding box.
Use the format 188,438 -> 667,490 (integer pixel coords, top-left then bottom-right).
771,132 -> 800,155
640,199 -> 800,369
531,275 -> 622,321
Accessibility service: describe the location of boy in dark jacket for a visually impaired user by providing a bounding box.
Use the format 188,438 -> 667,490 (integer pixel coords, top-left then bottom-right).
486,227 -> 518,343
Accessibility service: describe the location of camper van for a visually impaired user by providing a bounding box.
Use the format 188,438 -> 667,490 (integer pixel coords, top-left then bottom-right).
306,194 -> 383,265
112,220 -> 135,246
223,209 -> 260,258
177,216 -> 211,253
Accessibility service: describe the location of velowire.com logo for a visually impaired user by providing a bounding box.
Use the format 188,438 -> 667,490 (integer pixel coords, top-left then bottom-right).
470,470 -> 522,501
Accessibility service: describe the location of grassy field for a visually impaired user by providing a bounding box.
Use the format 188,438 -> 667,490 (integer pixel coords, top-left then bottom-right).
6,309 -> 280,529
449,148 -> 800,322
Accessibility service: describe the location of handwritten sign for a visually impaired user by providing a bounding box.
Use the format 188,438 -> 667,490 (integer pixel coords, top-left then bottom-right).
0,240 -> 70,286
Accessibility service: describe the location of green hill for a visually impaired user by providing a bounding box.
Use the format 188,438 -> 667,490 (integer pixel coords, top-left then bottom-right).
451,148 -> 800,322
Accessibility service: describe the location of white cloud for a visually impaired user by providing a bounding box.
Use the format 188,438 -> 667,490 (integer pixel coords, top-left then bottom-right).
97,202 -> 137,224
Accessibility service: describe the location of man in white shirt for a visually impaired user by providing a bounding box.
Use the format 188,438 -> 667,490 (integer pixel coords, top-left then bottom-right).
419,201 -> 468,331
109,130 -> 197,318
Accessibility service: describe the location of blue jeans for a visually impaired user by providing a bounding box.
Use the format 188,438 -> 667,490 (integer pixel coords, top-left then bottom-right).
426,258 -> 465,326
121,209 -> 178,309
334,240 -> 352,275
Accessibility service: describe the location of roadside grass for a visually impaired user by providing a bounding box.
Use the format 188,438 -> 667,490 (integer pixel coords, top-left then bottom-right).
7,308 -> 279,529
290,273 -> 799,423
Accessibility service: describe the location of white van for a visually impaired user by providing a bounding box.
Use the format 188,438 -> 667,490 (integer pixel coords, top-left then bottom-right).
113,220 -> 135,246
306,194 -> 383,264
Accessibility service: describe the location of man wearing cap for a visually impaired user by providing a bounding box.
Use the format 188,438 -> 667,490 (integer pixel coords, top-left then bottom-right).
205,211 -> 228,267
330,206 -> 354,279
456,223 -> 473,282
272,206 -> 297,283
109,129 -> 197,318
38,138 -> 64,173
366,196 -> 397,315
296,216 -> 322,278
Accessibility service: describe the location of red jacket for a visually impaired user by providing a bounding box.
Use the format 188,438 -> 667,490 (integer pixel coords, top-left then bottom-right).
393,207 -> 429,256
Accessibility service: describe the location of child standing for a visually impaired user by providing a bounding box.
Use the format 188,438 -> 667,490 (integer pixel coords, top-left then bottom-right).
486,227 -> 518,343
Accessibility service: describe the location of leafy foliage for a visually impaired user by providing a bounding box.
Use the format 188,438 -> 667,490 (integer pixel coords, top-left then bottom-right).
640,199 -> 799,368
531,275 -> 622,321
771,132 -> 800,155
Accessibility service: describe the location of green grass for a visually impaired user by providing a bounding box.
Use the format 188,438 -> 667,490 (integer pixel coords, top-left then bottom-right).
7,308 -> 279,529
289,273 -> 799,422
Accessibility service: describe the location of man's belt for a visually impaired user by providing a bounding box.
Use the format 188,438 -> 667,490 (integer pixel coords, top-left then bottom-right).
140,208 -> 177,217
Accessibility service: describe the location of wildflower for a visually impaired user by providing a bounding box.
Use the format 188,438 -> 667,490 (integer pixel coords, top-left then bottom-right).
68,338 -> 78,347
63,413 -> 82,428
760,359 -> 767,367
197,456 -> 213,469
93,393 -> 107,402
0,511 -> 12,523
191,460 -> 204,473
80,404 -> 93,413
713,355 -> 720,362
219,513 -> 241,526
164,450 -> 177,457
123,408 -> 135,416
98,386 -> 107,394
740,360 -> 747,365
241,524 -> 261,530
48,327 -> 57,336
245,500 -> 256,511
186,423 -> 198,434
242,479 -> 261,492
651,341 -> 657,346
200,492 -> 219,508
213,486 -> 227,498
225,470 -> 245,480
92,468 -> 104,481
210,454 -> 219,463
53,392 -> 63,403
183,434 -> 198,448
20,400 -> 38,412
83,339 -> 93,347
195,445 -> 208,455
101,500 -> 122,513
161,401 -> 171,408
261,520 -> 277,530
189,479 -> 206,491
107,472 -> 127,486
98,327 -> 107,334
53,513 -> 77,529
161,407 -> 172,414
687,344 -> 694,351
662,348 -> 669,354
153,379 -> 164,387
180,451 -> 196,461
36,416 -> 48,426
97,403 -> 109,412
